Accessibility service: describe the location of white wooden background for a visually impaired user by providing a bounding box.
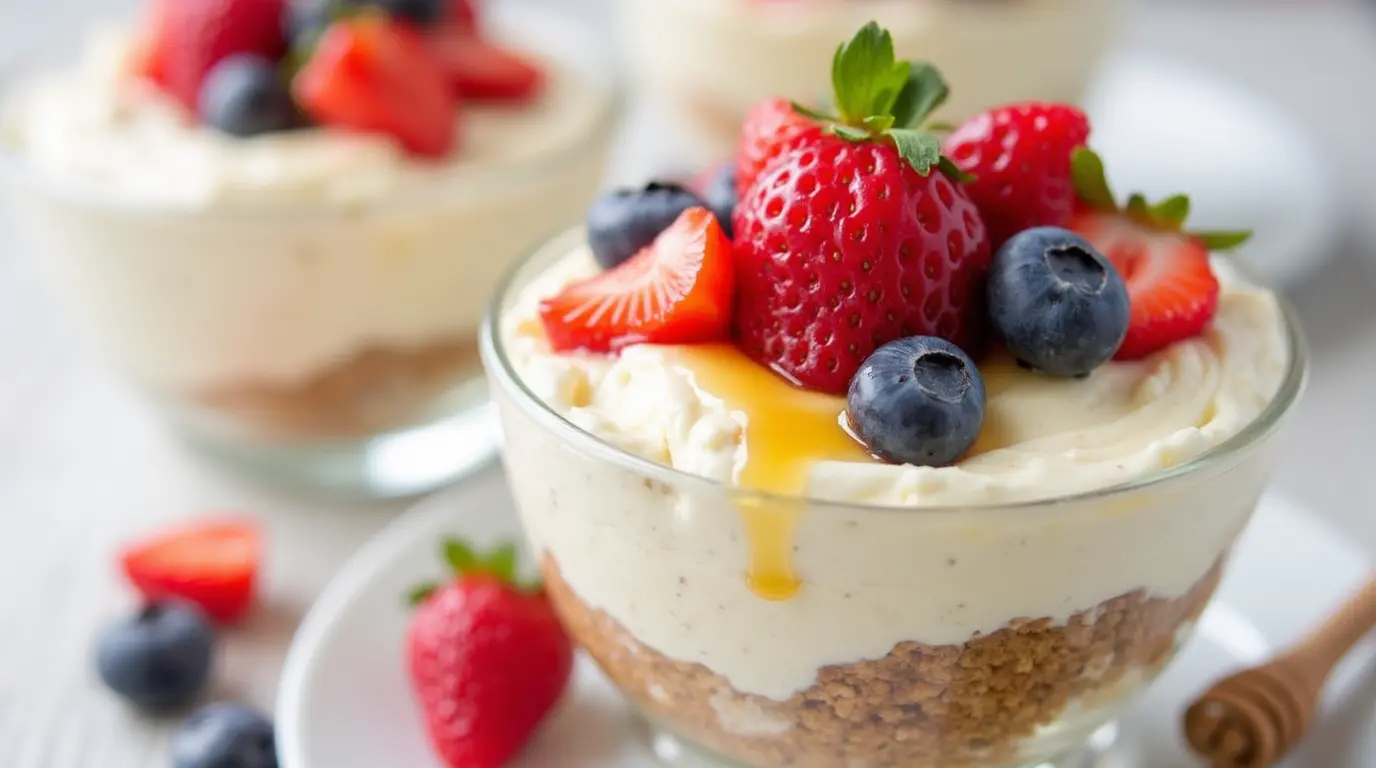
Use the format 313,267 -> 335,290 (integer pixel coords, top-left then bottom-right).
1,2 -> 1375,766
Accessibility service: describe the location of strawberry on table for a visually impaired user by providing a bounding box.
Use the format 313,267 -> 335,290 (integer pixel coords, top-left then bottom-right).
119,519 -> 262,625
943,102 -> 1091,250
407,539 -> 572,768
293,15 -> 458,158
151,0 -> 289,111
732,23 -> 991,394
540,206 -> 735,353
1067,147 -> 1252,360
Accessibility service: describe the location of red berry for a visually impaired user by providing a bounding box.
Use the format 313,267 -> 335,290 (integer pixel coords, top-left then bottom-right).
732,135 -> 991,394
540,207 -> 734,353
119,519 -> 262,625
293,17 -> 458,158
944,102 -> 1090,250
447,0 -> 479,30
154,0 -> 288,112
735,98 -> 821,197
1069,208 -> 1221,360
426,29 -> 544,102
407,543 -> 572,768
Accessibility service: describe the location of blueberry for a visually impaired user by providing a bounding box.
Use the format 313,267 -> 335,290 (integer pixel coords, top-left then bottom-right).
282,2 -> 331,45
95,602 -> 216,714
986,226 -> 1130,377
172,703 -> 278,768
369,0 -> 446,25
199,55 -> 303,138
701,164 -> 737,239
847,337 -> 986,467
586,182 -> 707,270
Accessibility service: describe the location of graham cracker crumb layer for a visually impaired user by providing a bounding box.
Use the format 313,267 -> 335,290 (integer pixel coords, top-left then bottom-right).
192,338 -> 480,441
544,556 -> 1222,768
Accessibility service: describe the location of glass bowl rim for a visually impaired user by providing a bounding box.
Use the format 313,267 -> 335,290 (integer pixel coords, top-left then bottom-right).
481,226 -> 1310,516
0,3 -> 626,221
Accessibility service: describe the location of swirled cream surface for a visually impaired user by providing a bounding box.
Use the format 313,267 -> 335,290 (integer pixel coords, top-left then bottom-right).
496,241 -> 1292,701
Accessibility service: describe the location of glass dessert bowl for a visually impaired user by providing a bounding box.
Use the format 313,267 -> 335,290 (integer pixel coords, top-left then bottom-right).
480,26 -> 1307,768
0,0 -> 621,498
612,0 -> 1130,162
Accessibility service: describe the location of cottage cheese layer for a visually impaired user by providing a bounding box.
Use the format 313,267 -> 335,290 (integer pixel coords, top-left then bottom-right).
496,243 -> 1291,701
615,0 -> 1126,150
1,29 -> 614,392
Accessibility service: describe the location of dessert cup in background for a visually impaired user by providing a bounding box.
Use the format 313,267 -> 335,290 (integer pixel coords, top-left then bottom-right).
0,5 -> 621,498
612,0 -> 1130,163
481,227 -> 1307,768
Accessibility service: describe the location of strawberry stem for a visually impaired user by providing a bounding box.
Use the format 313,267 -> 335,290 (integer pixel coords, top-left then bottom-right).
795,22 -> 957,178
1070,147 -> 1253,252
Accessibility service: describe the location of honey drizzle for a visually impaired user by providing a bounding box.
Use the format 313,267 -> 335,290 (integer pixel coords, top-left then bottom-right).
667,344 -> 873,601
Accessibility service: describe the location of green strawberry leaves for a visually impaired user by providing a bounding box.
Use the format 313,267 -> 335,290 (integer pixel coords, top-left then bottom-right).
407,538 -> 536,606
794,22 -> 956,178
1071,147 -> 1253,252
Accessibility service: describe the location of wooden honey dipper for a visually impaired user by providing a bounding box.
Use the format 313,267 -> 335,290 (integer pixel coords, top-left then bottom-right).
1183,575 -> 1376,767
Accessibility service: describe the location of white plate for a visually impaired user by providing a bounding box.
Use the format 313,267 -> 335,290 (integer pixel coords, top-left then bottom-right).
617,52 -> 1343,291
277,464 -> 1376,768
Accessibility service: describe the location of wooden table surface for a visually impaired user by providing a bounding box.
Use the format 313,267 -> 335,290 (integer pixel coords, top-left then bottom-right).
1,2 -> 1375,766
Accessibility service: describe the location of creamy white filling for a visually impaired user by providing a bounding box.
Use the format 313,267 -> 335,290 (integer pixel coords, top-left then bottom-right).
1,29 -> 614,390
496,245 -> 1291,700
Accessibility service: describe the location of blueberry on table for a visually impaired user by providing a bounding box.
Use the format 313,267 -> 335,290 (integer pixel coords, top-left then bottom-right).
701,164 -> 738,239
172,703 -> 278,768
846,336 -> 986,467
987,226 -> 1130,377
586,182 -> 708,270
94,602 -> 215,714
199,55 -> 303,138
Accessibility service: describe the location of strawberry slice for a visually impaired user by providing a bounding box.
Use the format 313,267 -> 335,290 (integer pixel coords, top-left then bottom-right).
119,519 -> 262,625
1067,147 -> 1250,360
293,16 -> 458,158
539,207 -> 734,353
1069,209 -> 1220,360
427,29 -> 544,102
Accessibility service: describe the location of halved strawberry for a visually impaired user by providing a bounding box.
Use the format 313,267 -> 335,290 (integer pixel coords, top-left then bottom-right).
119,519 -> 262,625
539,207 -> 734,353
426,29 -> 544,102
157,0 -> 288,111
1068,148 -> 1251,360
293,16 -> 458,158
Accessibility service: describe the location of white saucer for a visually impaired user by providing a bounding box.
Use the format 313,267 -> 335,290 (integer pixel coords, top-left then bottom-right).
277,463 -> 1376,768
615,52 -> 1343,291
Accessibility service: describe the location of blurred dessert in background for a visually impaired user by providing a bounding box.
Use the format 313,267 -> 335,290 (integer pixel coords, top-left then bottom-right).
613,0 -> 1128,159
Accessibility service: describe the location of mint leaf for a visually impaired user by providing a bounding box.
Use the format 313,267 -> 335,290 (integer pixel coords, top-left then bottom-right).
1150,194 -> 1191,229
830,22 -> 910,123
887,129 -> 942,176
406,582 -> 438,607
937,156 -> 975,183
890,63 -> 949,129
829,125 -> 871,142
443,538 -> 477,575
1193,230 -> 1253,251
1070,147 -> 1116,211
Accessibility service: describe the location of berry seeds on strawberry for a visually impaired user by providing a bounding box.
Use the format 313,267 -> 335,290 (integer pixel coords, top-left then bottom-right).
1067,147 -> 1252,360
540,206 -> 735,353
943,102 -> 1091,251
732,23 -> 991,395
407,539 -> 572,768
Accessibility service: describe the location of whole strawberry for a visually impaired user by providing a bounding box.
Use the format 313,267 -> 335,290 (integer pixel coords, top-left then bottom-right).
732,23 -> 991,394
407,540 -> 572,768
1067,147 -> 1252,360
943,102 -> 1091,250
